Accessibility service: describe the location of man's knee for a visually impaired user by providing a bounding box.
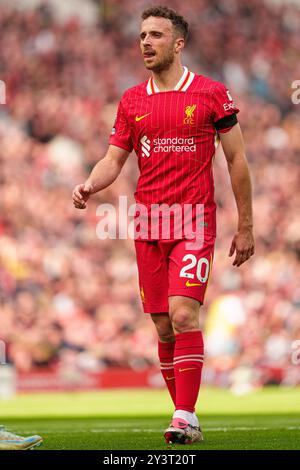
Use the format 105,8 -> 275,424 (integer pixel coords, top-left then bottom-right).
169,298 -> 200,334
151,314 -> 174,342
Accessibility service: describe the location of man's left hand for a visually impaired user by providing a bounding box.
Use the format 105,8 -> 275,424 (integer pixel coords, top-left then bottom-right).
229,228 -> 255,267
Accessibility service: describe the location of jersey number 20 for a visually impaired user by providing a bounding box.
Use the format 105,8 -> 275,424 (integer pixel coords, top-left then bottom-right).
180,255 -> 210,283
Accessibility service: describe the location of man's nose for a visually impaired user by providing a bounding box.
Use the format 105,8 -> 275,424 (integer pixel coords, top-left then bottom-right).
142,34 -> 152,46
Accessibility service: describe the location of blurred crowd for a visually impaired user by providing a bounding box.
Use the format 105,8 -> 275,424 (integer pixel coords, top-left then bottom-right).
0,0 -> 299,388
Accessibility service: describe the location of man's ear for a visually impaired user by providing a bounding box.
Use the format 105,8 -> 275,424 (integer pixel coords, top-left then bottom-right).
174,38 -> 185,53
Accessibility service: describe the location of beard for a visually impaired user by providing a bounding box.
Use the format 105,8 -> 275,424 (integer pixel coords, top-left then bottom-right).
145,48 -> 175,73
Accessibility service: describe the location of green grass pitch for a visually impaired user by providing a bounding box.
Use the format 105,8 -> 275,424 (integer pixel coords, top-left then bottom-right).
1,387 -> 299,450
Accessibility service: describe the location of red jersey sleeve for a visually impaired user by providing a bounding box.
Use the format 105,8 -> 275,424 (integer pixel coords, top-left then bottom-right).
109,99 -> 133,152
211,82 -> 240,133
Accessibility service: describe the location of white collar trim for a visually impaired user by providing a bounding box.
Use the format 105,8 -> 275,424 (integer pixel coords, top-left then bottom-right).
146,66 -> 195,95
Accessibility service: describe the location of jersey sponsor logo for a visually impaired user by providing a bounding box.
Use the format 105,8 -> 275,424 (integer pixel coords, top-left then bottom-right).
223,101 -> 237,111
135,113 -> 151,122
141,136 -> 151,157
223,91 -> 236,111
226,90 -> 233,101
183,104 -> 196,125
140,135 -> 196,156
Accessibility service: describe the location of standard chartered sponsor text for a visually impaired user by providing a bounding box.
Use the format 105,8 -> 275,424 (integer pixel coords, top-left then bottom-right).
153,137 -> 196,153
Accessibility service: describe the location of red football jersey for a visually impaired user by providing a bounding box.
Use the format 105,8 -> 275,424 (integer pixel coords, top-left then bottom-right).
109,67 -> 239,240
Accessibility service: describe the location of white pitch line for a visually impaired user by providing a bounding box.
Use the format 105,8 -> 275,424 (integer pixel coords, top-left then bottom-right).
14,426 -> 300,434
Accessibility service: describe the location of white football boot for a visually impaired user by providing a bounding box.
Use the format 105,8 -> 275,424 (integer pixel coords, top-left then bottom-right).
0,427 -> 43,450
164,417 -> 203,444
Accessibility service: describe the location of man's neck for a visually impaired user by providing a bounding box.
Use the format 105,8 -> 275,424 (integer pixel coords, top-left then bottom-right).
152,62 -> 184,92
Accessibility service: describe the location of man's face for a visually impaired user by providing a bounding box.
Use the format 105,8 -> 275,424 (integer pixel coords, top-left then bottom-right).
140,17 -> 182,72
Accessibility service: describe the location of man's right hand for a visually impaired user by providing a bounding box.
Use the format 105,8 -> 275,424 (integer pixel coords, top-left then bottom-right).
72,182 -> 94,209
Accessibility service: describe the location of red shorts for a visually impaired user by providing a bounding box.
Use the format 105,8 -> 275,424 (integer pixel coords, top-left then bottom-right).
134,236 -> 215,313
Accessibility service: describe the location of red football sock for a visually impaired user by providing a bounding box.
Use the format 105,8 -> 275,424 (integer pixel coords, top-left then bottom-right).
158,340 -> 176,406
174,330 -> 204,413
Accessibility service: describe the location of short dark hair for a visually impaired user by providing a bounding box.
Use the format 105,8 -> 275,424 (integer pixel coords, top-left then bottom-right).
141,6 -> 189,41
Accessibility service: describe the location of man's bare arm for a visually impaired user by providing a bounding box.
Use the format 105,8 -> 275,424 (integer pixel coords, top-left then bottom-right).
72,145 -> 129,209
219,123 -> 255,267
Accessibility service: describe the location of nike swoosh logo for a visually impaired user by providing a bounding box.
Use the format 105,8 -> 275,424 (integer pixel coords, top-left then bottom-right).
166,376 -> 175,381
135,113 -> 151,122
185,280 -> 201,287
179,368 -> 197,373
